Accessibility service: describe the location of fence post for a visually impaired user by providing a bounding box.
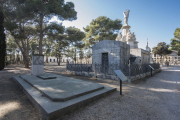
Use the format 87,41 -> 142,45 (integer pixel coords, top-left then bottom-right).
151,68 -> 152,77
103,64 -> 106,78
94,63 -> 97,78
66,63 -> 67,73
120,79 -> 122,95
80,63 -> 82,75
87,66 -> 89,77
128,60 -> 131,82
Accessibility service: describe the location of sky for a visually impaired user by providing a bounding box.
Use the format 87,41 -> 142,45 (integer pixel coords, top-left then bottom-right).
51,0 -> 180,49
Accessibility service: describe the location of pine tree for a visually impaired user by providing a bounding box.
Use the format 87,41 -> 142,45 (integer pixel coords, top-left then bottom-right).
0,11 -> 6,70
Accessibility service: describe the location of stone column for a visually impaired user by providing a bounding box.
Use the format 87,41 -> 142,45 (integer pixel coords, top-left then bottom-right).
31,54 -> 44,75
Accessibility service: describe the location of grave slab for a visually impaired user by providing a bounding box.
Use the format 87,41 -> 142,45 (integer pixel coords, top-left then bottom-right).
13,74 -> 116,120
20,74 -> 104,101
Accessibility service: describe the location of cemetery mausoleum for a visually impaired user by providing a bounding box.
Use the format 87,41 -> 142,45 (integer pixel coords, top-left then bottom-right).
92,40 -> 130,66
67,9 -> 161,82
92,9 -> 151,66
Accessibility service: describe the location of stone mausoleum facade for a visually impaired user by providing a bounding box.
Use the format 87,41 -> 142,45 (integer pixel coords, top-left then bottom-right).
92,40 -> 130,66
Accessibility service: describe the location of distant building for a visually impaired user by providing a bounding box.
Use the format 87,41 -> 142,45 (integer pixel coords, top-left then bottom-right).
151,50 -> 180,64
44,55 -> 68,63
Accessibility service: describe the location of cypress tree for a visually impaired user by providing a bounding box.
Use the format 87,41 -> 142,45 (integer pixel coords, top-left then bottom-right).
0,11 -> 6,70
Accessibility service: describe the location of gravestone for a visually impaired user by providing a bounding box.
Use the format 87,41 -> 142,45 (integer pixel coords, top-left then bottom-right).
31,54 -> 44,75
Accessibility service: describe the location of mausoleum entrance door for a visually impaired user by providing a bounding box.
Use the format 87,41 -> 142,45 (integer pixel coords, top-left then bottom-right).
102,53 -> 109,73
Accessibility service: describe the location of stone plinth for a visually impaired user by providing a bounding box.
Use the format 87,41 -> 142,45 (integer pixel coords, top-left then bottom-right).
127,39 -> 139,49
121,25 -> 131,42
31,54 -> 44,75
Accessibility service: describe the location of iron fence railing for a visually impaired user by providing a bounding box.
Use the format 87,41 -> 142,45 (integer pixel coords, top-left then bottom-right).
94,64 -> 129,76
130,63 -> 160,76
66,64 -> 93,72
66,63 -> 160,77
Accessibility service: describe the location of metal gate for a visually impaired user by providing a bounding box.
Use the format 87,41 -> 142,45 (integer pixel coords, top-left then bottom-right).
102,53 -> 108,73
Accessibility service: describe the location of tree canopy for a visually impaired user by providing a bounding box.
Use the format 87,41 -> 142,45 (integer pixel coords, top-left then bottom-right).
152,42 -> 172,57
1,0 -> 77,67
170,28 -> 180,55
25,0 -> 77,54
83,16 -> 122,48
64,27 -> 85,64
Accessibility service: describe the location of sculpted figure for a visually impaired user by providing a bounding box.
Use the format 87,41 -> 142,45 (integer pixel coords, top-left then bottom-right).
132,32 -> 136,40
115,32 -> 122,41
123,9 -> 130,25
127,30 -> 131,39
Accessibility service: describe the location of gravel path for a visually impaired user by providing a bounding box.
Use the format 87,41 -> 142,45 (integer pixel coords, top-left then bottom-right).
0,64 -> 180,120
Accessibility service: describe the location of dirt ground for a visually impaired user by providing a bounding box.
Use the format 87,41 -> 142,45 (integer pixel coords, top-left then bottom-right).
0,64 -> 180,120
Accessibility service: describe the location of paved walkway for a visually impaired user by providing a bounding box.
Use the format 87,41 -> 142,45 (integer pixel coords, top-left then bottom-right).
0,64 -> 180,120
62,65 -> 180,120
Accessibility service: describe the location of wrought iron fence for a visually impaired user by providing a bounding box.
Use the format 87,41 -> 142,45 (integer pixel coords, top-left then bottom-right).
66,64 -> 93,72
66,63 -> 160,77
130,63 -> 160,76
94,63 -> 129,76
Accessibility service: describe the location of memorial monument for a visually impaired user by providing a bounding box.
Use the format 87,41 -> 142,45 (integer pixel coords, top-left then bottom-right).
115,9 -> 139,49
92,9 -> 150,66
14,55 -> 116,119
115,9 -> 150,64
31,54 -> 44,75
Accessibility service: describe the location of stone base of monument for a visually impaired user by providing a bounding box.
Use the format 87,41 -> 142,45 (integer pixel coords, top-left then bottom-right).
31,55 -> 44,76
13,73 -> 116,120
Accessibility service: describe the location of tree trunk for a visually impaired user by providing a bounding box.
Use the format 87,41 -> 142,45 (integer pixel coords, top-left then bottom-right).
14,38 -> 29,68
10,54 -> 12,64
75,48 -> 76,64
58,57 -> 60,66
46,56 -> 48,63
39,15 -> 43,54
0,10 -> 6,70
24,58 -> 29,68
22,53 -> 29,68
26,39 -> 29,66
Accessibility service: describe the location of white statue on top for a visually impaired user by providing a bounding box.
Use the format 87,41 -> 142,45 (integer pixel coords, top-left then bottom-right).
123,9 -> 130,25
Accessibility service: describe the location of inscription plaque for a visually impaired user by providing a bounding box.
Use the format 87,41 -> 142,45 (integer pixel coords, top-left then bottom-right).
114,70 -> 127,81
32,55 -> 44,65
149,65 -> 154,70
